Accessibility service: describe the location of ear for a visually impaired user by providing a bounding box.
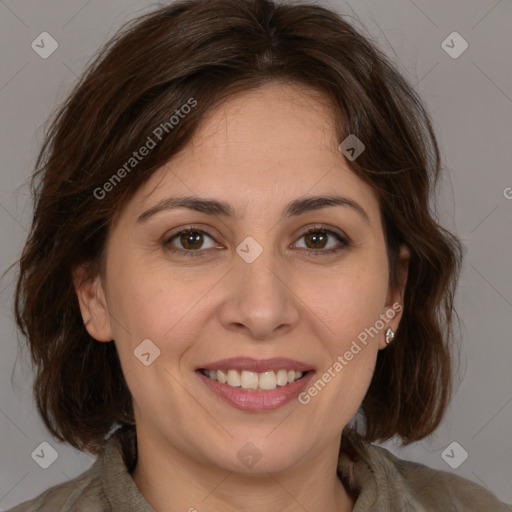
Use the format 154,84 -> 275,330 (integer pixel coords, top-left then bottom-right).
378,244 -> 410,349
72,263 -> 113,342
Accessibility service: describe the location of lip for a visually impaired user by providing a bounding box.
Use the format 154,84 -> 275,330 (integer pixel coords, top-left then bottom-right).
196,369 -> 315,412
195,357 -> 315,373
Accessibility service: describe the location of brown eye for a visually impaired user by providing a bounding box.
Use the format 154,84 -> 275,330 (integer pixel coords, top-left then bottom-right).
164,229 -> 217,256
178,230 -> 205,250
294,226 -> 350,256
303,230 -> 329,249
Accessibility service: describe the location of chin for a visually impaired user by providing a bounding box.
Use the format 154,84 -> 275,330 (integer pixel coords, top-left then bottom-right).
200,437 -> 307,475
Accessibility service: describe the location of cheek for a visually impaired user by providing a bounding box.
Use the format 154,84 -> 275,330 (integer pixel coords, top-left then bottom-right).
105,265 -> 210,413
301,271 -> 385,418
305,259 -> 389,350
105,256 -> 217,362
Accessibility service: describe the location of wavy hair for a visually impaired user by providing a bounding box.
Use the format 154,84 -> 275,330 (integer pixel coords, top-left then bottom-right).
13,0 -> 462,464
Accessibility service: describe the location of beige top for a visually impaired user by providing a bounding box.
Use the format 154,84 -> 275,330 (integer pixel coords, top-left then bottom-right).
6,430 -> 511,511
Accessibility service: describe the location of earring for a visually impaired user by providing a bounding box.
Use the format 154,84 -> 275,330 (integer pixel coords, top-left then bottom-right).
385,328 -> 395,345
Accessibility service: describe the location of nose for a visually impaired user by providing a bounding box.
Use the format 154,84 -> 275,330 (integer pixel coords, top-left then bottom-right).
218,247 -> 300,341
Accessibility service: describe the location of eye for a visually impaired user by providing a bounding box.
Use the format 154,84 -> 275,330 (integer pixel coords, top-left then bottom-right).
163,228 -> 218,257
163,224 -> 350,258
293,225 -> 350,256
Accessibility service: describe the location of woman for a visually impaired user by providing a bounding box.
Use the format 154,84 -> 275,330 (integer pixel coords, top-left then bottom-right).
9,0 -> 510,510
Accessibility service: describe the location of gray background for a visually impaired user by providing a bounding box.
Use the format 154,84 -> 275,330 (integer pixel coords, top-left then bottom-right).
1,0 -> 511,508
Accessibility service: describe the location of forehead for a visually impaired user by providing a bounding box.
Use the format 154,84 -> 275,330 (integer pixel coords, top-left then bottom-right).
125,81 -> 380,225
190,81 -> 340,158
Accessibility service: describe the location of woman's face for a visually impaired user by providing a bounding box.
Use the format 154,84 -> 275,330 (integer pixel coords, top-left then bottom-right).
75,81 -> 408,474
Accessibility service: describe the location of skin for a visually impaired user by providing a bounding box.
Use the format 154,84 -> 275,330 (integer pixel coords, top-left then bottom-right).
73,81 -> 409,512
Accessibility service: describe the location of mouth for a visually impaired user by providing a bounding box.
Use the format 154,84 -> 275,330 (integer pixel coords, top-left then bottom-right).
194,357 -> 316,411
197,368 -> 311,391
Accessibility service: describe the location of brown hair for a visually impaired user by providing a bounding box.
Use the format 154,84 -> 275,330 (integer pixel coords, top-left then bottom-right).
13,0 -> 462,461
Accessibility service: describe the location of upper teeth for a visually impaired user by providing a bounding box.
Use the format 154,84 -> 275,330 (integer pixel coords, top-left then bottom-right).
205,369 -> 304,390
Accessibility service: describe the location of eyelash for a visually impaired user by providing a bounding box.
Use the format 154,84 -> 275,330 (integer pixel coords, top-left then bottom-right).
162,224 -> 351,258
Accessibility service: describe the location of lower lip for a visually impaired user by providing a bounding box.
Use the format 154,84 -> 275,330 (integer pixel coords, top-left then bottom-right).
196,370 -> 315,412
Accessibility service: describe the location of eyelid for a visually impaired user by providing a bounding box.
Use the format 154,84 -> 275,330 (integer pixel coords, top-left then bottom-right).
163,224 -> 220,244
296,224 -> 351,245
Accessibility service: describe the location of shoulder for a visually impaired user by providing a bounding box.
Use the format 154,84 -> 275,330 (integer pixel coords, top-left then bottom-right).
4,456 -> 105,512
363,441 -> 511,511
4,430 -> 149,512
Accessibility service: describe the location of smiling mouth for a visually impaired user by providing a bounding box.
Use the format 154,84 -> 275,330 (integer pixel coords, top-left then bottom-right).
198,368 -> 310,391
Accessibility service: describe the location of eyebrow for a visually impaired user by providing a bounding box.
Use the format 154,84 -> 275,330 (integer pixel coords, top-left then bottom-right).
137,194 -> 370,224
